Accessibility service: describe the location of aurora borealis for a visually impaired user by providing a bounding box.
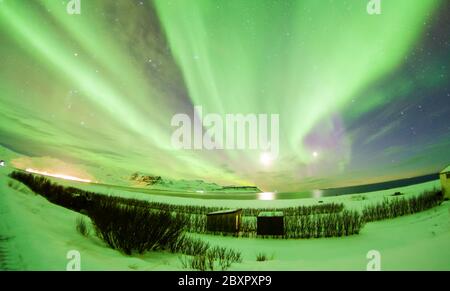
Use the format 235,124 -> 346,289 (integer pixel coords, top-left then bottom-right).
0,0 -> 449,191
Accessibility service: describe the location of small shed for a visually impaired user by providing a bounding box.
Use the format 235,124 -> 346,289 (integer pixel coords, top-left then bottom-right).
206,209 -> 242,233
440,165 -> 450,199
257,211 -> 284,236
0,160 -> 4,167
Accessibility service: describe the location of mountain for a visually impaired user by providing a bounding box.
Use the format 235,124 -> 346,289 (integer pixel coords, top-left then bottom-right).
129,172 -> 260,193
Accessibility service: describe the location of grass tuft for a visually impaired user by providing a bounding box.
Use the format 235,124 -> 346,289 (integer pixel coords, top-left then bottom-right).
256,252 -> 269,262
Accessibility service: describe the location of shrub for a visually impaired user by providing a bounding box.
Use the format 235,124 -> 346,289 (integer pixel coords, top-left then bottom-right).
88,198 -> 186,255
75,216 -> 90,237
179,254 -> 208,271
8,171 -> 94,212
209,245 -> 242,270
7,179 -> 33,194
362,189 -> 443,222
170,235 -> 210,256
174,236 -> 242,270
284,210 -> 364,238
179,248 -> 242,271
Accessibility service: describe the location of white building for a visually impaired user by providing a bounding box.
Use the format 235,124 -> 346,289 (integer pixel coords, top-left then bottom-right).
440,165 -> 450,199
0,160 -> 4,167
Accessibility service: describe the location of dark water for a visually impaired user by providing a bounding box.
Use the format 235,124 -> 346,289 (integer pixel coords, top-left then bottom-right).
94,173 -> 439,200
319,173 -> 439,197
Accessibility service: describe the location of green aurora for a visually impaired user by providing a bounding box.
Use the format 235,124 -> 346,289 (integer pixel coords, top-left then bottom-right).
0,0 -> 449,191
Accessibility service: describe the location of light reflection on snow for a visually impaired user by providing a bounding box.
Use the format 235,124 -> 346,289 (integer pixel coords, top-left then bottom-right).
25,168 -> 92,183
258,192 -> 275,200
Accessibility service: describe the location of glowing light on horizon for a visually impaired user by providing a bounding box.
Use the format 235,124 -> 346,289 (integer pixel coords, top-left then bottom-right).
312,189 -> 323,199
258,191 -> 275,201
260,152 -> 273,166
25,168 -> 92,183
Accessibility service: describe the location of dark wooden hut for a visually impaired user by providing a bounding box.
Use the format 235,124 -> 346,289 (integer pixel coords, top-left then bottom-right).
257,211 -> 284,236
440,165 -> 450,199
206,209 -> 242,233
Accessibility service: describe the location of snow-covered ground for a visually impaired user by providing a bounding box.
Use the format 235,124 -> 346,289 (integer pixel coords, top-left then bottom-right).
1,165 -> 449,270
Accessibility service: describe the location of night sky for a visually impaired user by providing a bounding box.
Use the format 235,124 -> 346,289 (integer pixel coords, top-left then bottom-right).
0,0 -> 449,191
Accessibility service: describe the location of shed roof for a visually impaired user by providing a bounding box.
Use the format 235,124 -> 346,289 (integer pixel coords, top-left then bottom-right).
258,211 -> 284,217
207,209 -> 242,216
441,165 -> 450,174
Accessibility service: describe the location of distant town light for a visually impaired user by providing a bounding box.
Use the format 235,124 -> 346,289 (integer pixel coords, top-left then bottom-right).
25,168 -> 92,183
